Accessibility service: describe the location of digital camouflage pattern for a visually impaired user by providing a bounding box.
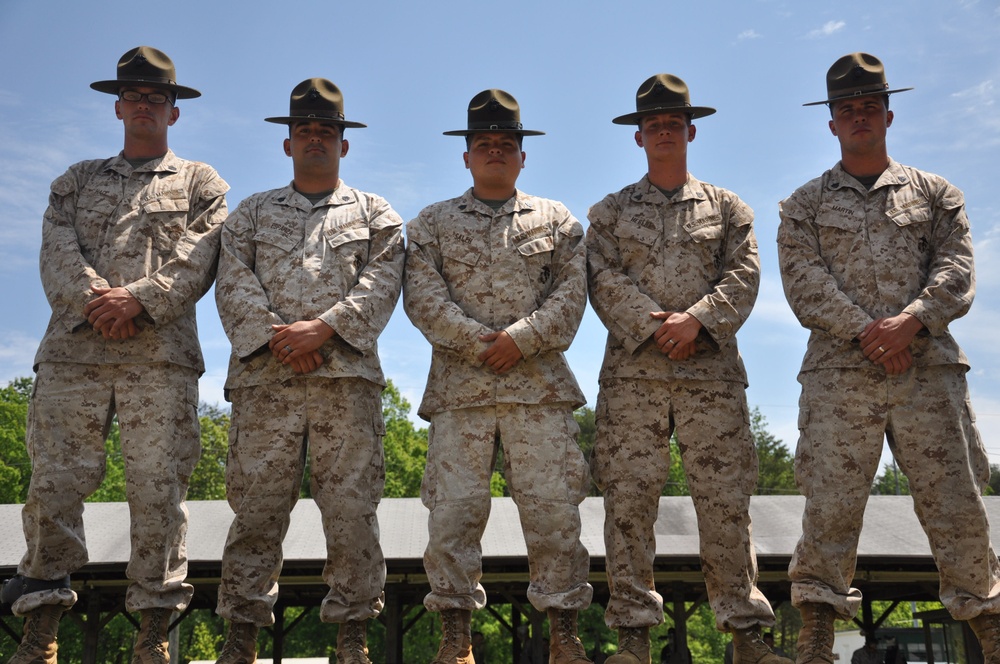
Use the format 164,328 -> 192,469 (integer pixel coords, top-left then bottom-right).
421,404 -> 592,612
403,189 -> 587,419
778,159 -> 1000,621
404,190 -> 592,614
215,183 -> 404,389
17,362 -> 201,615
15,151 -> 227,616
586,175 -> 776,631
778,160 -> 973,373
34,151 -> 228,372
586,175 -> 757,385
214,183 -> 403,625
218,378 -> 387,625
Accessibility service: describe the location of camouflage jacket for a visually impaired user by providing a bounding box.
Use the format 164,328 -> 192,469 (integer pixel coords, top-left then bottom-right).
586,175 -> 759,385
34,150 -> 229,373
215,182 -> 404,390
404,189 -> 586,419
777,159 -> 973,372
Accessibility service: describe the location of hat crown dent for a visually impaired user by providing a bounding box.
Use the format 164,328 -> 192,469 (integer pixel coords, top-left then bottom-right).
806,52 -> 912,106
118,46 -> 177,86
612,73 -> 715,124
442,88 -> 544,135
265,77 -> 365,127
91,45 -> 200,98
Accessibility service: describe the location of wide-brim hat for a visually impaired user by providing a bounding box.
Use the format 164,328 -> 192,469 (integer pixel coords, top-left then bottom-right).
265,78 -> 367,128
91,46 -> 201,99
804,52 -> 913,106
612,74 -> 715,125
443,89 -> 544,136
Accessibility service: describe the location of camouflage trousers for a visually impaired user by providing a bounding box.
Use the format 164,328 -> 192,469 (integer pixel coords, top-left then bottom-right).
217,376 -> 386,626
15,361 -> 200,616
790,365 -> 1000,621
591,378 -> 776,631
422,403 -> 593,613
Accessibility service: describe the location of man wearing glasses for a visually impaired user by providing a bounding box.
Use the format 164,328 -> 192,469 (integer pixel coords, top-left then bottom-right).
1,46 -> 228,663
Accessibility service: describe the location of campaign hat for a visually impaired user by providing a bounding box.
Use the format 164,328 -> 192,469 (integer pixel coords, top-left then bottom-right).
90,46 -> 200,99
612,73 -> 715,125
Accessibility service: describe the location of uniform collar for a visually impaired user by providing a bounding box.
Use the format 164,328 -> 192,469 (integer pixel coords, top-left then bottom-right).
107,148 -> 181,176
828,158 -> 909,192
456,187 -> 535,215
275,181 -> 358,211
632,173 -> 706,204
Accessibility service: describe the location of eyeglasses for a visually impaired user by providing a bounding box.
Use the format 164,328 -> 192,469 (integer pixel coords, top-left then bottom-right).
118,90 -> 173,105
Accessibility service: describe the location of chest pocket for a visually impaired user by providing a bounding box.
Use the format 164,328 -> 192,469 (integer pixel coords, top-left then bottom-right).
325,223 -> 371,277
615,219 -> 659,280
142,194 -> 190,262
254,227 -> 300,254
888,201 -> 933,262
683,218 -> 725,243
440,239 -> 484,297
814,210 -> 863,233
515,235 -> 554,256
441,241 -> 483,267
889,204 -> 932,228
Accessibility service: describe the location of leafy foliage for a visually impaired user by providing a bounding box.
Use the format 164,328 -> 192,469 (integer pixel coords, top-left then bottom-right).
0,378 -> 809,662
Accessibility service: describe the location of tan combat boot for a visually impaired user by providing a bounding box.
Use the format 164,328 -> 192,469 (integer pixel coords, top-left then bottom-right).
796,603 -> 835,664
131,608 -> 171,663
216,622 -> 259,664
547,609 -> 593,664
430,609 -> 475,664
969,614 -> 1000,663
606,626 -> 650,664
731,627 -> 794,664
9,605 -> 64,664
336,620 -> 372,664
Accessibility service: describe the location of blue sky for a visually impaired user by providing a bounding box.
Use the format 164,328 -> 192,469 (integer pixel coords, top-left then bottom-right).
1,0 -> 999,471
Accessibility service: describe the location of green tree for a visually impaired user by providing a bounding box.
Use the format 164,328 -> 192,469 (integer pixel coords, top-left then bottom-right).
382,380 -> 428,498
988,463 -> 1000,496
751,407 -> 796,495
0,378 -> 32,503
872,461 -> 910,496
189,406 -> 230,500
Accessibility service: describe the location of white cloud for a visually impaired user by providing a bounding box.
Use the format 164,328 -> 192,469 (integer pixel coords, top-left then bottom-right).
738,29 -> 762,41
806,20 -> 846,39
952,79 -> 996,108
0,332 -> 41,385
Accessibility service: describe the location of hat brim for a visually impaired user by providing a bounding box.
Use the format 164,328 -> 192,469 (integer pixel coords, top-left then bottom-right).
803,87 -> 913,107
90,79 -> 201,99
443,128 -> 545,136
612,105 -> 716,125
265,116 -> 367,128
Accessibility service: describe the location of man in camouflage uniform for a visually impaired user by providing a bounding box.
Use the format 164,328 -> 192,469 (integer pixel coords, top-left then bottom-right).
212,79 -> 404,664
586,74 -> 791,664
0,47 -> 228,663
778,53 -> 1000,663
404,89 -> 593,664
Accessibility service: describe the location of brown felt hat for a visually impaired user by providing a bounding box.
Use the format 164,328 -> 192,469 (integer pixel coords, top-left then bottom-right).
90,46 -> 201,99
443,89 -> 544,136
804,52 -> 913,106
265,78 -> 367,128
612,74 -> 715,125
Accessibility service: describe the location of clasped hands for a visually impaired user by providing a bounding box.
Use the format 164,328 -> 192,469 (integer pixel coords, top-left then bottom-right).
269,320 -> 334,374
84,286 -> 144,340
857,313 -> 923,375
